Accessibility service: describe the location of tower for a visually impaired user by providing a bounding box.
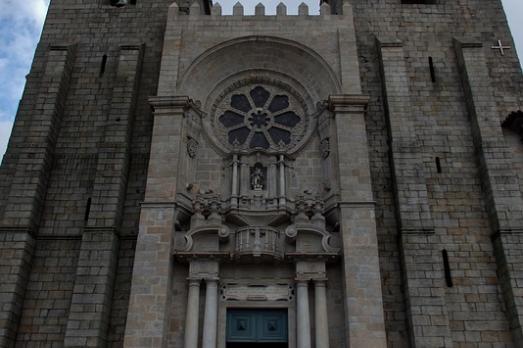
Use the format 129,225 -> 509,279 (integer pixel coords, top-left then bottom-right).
0,0 -> 522,347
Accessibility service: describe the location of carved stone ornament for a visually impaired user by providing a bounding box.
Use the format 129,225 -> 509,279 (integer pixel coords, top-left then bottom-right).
250,163 -> 267,191
320,137 -> 330,158
187,137 -> 199,158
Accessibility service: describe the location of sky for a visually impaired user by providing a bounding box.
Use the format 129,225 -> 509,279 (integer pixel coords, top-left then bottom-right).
0,0 -> 522,160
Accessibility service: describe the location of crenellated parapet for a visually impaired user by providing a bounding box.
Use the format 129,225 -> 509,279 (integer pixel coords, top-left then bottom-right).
169,1 -> 346,17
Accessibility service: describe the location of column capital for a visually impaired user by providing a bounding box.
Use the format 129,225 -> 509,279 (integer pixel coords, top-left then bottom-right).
295,278 -> 310,285
313,279 -> 328,286
328,94 -> 369,113
187,278 -> 202,285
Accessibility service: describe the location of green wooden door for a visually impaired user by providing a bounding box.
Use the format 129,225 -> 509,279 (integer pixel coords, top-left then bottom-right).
226,309 -> 288,343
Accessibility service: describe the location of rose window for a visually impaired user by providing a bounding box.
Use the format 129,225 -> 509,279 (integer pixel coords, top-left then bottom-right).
216,85 -> 303,150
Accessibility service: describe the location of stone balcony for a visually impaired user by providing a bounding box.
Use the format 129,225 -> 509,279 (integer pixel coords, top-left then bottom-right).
235,226 -> 282,259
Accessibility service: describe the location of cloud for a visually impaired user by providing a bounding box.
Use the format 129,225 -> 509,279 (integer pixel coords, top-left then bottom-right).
0,120 -> 14,160
0,0 -> 49,161
0,0 -> 49,119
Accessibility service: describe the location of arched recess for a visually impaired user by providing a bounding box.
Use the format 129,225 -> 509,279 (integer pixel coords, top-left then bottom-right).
177,35 -> 342,108
502,110 -> 523,195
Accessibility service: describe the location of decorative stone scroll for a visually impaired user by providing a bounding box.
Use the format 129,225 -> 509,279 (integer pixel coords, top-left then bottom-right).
182,193 -> 231,252
285,194 -> 340,254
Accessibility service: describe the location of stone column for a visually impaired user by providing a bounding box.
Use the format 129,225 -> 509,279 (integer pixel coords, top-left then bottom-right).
184,279 -> 201,348
328,95 -> 387,348
314,280 -> 330,348
240,161 -> 250,197
455,39 -> 523,346
278,155 -> 286,207
296,280 -> 311,348
123,96 -> 191,347
202,279 -> 219,348
231,154 -> 239,208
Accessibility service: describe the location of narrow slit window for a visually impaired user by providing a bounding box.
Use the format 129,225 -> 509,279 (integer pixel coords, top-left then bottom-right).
100,54 -> 107,76
84,197 -> 92,222
442,249 -> 453,287
435,157 -> 442,173
429,56 -> 436,83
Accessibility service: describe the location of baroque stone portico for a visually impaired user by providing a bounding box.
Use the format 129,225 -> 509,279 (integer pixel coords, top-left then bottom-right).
0,0 -> 522,347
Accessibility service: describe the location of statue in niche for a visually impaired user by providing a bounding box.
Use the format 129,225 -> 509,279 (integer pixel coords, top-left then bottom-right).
250,163 -> 267,191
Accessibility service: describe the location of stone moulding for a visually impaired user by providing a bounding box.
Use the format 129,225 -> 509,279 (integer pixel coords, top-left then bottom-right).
177,36 -> 342,99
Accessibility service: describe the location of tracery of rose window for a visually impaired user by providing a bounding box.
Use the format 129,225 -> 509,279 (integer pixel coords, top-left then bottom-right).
218,86 -> 302,150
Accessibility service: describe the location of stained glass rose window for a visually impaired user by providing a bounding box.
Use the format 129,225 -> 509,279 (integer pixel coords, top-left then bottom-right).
216,85 -> 304,151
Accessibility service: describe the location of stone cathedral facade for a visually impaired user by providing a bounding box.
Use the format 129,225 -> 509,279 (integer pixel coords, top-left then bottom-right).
1,0 -> 523,347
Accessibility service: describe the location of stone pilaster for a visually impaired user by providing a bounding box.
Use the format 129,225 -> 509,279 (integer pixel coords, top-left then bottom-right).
64,45 -> 143,347
1,44 -> 76,229
123,96 -> 191,347
0,44 -> 76,347
455,39 -> 523,346
329,95 -> 387,348
0,229 -> 35,347
377,39 -> 452,348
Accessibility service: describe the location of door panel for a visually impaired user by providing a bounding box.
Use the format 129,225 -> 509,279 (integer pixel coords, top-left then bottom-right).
226,309 -> 288,343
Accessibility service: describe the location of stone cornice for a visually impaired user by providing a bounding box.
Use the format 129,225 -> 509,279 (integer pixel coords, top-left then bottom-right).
328,94 -> 370,113
149,95 -> 192,112
453,38 -> 483,49
375,37 -> 403,48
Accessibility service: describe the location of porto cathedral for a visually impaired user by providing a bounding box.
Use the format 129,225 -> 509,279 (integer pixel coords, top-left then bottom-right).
1,0 -> 523,347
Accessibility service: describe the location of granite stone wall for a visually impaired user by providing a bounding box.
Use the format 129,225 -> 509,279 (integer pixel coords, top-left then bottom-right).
0,0 -> 521,346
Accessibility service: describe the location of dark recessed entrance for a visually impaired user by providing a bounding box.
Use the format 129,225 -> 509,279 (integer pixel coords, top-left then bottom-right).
226,309 -> 288,348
